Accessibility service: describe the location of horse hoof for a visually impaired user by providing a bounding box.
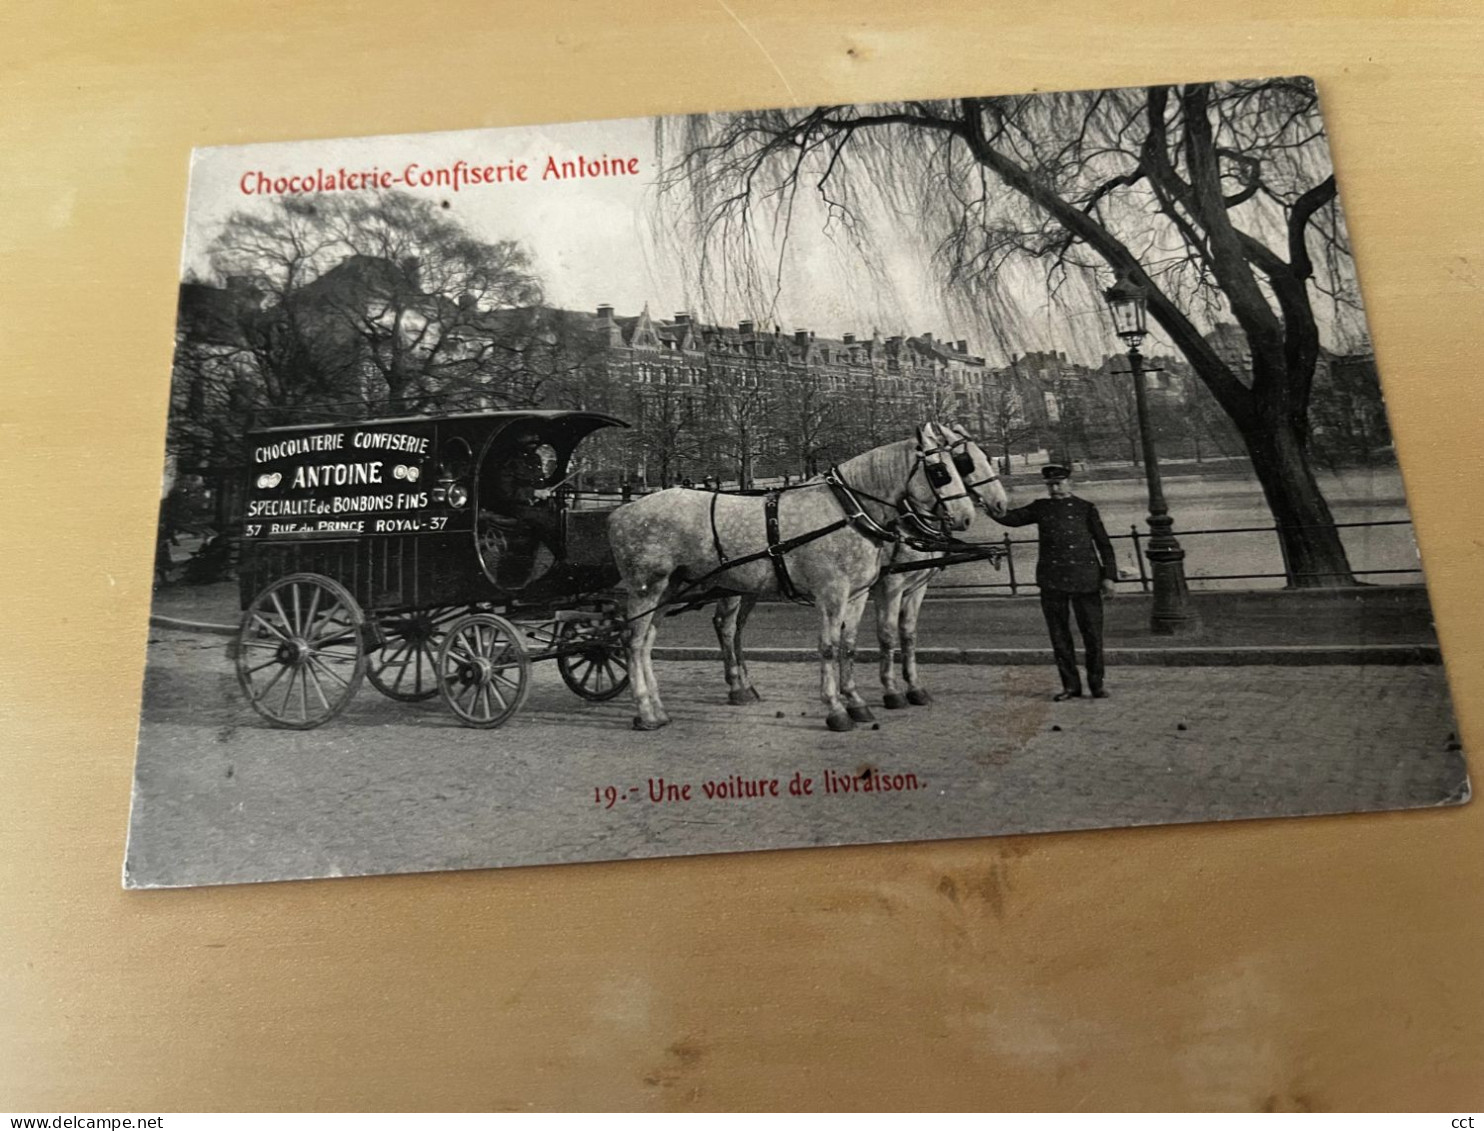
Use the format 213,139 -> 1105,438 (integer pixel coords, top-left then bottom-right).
825,712 -> 856,733
883,693 -> 909,710
632,716 -> 670,732
847,704 -> 876,723
907,689 -> 933,706
727,689 -> 752,706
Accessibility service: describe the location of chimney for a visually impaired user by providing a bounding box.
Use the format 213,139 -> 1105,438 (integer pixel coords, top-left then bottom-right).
596,304 -> 614,321
739,319 -> 755,335
794,329 -> 809,349
921,332 -> 934,344
843,333 -> 855,345
674,312 -> 690,325
955,339 -> 968,354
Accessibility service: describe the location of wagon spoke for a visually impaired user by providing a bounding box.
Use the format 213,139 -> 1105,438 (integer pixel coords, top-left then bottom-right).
245,655 -> 286,676
457,679 -> 481,712
302,662 -> 333,712
308,614 -> 355,647
300,661 -> 314,722
486,679 -> 507,713
378,637 -> 415,669
250,613 -> 293,644
254,658 -> 292,701
307,654 -> 352,689
594,660 -> 616,691
291,582 -> 304,638
269,591 -> 293,638
303,585 -> 322,636
278,664 -> 301,717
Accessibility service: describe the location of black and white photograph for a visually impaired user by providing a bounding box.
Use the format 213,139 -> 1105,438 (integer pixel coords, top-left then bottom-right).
127,77 -> 1470,889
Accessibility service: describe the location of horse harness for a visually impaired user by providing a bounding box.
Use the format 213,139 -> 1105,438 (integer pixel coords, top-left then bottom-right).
699,462 -> 972,606
708,487 -> 849,603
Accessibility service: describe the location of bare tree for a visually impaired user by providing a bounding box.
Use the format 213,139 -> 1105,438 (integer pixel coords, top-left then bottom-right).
657,79 -> 1362,585
207,192 -> 545,414
629,366 -> 704,488
701,346 -> 773,488
975,374 -> 1038,472
774,362 -> 843,477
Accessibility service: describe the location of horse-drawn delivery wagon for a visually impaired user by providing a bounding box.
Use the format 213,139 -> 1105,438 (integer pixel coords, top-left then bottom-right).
234,409 -> 631,730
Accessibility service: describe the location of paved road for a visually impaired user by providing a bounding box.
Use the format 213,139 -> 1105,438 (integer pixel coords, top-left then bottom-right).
125,631 -> 1470,888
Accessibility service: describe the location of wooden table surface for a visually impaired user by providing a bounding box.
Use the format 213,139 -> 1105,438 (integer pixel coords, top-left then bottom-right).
2,0 -> 1481,1111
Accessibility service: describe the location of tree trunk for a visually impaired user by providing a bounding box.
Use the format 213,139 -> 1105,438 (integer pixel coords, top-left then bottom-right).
1241,413 -> 1354,587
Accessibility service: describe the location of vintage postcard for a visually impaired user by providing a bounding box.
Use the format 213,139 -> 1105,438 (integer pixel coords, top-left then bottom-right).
126,77 -> 1469,888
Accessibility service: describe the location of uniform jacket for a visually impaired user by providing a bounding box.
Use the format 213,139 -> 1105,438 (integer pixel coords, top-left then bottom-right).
994,495 -> 1118,593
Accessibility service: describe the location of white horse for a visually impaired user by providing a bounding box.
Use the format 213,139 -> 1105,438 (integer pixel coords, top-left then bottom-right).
871,426 -> 1009,708
608,425 -> 978,732
708,427 -> 1009,713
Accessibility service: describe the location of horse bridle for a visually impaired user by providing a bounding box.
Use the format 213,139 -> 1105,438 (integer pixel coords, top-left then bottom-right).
821,425 -> 971,545
910,424 -> 973,512
942,426 -> 1002,509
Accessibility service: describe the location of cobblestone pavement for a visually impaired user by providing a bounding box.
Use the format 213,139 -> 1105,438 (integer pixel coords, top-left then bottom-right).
125,633 -> 1470,888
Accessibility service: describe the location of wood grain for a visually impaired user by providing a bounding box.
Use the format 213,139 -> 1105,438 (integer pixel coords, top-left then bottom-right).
1,0 -> 1480,1111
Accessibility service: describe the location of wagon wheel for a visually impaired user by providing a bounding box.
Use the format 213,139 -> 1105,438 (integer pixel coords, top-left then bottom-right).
556,617 -> 631,702
367,606 -> 468,702
236,573 -> 367,729
436,613 -> 531,729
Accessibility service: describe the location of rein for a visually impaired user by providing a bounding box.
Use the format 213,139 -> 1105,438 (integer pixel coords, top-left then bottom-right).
626,427 -> 977,624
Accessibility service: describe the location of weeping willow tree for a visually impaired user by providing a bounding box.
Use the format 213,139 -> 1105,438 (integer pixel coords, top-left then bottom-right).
655,78 -> 1365,586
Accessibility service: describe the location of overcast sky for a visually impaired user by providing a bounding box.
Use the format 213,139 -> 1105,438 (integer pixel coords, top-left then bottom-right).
180,112 -> 1133,366
181,104 -> 1370,369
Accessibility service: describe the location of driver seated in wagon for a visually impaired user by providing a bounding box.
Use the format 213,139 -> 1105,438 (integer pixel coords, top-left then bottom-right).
478,430 -> 562,588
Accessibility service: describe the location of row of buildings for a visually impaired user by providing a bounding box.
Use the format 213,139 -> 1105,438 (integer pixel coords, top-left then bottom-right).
169,255 -> 1387,504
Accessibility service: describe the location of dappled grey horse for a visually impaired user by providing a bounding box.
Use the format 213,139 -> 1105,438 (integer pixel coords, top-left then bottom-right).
711,426 -> 1010,713
607,425 -> 978,732
870,426 -> 1009,708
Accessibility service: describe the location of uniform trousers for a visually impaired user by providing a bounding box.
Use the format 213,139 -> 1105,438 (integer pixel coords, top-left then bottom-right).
1038,587 -> 1105,694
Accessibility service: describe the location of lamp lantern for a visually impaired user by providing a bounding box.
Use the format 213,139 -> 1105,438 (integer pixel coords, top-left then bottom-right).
1103,273 -> 1149,348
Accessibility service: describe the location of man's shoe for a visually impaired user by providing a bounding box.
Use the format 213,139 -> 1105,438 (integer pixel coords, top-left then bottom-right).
1053,690 -> 1083,702
1091,688 -> 1109,699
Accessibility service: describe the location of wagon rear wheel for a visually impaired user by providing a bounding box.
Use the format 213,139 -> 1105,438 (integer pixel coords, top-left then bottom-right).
236,573 -> 366,729
367,606 -> 468,702
436,613 -> 530,729
556,618 -> 630,702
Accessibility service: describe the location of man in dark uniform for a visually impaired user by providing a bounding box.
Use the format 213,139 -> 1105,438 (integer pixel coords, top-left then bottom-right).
991,464 -> 1119,700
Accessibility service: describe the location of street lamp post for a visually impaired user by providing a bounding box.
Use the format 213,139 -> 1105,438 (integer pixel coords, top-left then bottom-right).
1103,273 -> 1198,635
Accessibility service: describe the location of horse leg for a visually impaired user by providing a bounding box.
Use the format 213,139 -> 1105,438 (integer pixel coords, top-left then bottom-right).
839,588 -> 875,724
624,580 -> 670,731
714,596 -> 748,705
817,596 -> 854,732
714,595 -> 762,705
903,576 -> 933,706
641,613 -> 670,726
874,576 -> 909,710
733,593 -> 762,702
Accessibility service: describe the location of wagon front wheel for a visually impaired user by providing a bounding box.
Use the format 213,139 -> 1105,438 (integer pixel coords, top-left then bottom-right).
556,618 -> 631,702
436,613 -> 530,729
236,573 -> 367,729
